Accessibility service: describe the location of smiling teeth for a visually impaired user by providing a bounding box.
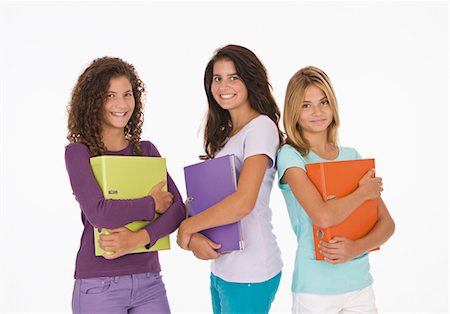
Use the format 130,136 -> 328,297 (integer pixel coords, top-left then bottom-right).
220,94 -> 234,99
112,112 -> 126,117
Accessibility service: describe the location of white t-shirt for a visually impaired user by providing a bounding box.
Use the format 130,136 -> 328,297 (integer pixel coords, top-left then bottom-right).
211,115 -> 283,283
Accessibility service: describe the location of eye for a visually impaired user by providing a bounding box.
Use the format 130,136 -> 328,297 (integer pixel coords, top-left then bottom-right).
212,76 -> 221,82
125,92 -> 133,97
321,99 -> 329,106
106,93 -> 114,98
302,103 -> 311,109
230,75 -> 240,81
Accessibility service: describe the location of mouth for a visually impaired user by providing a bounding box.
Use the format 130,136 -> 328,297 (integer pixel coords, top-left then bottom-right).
310,118 -> 326,123
111,112 -> 127,117
220,93 -> 236,100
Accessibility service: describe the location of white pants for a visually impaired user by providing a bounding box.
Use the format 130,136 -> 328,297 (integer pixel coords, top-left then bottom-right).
292,285 -> 377,314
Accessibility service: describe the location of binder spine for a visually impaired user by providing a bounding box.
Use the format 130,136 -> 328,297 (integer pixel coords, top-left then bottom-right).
101,158 -> 108,198
230,155 -> 238,190
230,155 -> 244,250
319,163 -> 328,201
237,221 -> 244,251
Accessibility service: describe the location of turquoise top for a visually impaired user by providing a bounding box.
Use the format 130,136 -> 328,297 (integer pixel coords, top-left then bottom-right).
277,144 -> 373,294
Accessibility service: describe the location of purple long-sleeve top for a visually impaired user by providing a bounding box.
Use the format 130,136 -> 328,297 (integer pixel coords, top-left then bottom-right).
65,140 -> 185,279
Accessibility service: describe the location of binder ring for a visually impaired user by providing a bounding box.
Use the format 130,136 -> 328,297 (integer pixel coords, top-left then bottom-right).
317,230 -> 324,239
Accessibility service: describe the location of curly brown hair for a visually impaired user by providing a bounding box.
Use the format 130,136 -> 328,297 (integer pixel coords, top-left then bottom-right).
202,45 -> 283,159
67,56 -> 145,155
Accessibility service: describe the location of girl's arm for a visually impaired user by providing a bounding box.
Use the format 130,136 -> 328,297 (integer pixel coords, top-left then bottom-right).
318,198 -> 395,264
282,166 -> 382,228
100,171 -> 186,259
65,143 -> 157,228
188,233 -> 222,260
99,143 -> 186,258
143,170 -> 186,247
177,154 -> 269,249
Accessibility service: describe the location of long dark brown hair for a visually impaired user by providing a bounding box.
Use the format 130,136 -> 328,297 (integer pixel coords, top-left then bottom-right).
202,45 -> 283,159
67,57 -> 145,155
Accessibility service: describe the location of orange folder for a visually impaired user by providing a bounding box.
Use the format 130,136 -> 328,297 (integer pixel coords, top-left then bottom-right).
306,159 -> 379,260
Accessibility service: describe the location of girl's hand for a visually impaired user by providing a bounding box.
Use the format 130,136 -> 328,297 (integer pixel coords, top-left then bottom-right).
99,227 -> 150,260
318,237 -> 364,264
358,169 -> 383,200
188,233 -> 222,260
149,180 -> 174,214
177,220 -> 193,250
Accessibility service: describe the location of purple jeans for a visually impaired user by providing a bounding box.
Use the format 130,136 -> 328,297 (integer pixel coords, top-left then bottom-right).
72,272 -> 170,314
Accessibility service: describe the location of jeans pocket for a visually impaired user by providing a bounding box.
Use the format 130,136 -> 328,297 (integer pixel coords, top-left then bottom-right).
151,273 -> 162,280
79,277 -> 112,295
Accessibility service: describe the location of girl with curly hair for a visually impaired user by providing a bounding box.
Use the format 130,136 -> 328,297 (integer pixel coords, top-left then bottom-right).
65,56 -> 185,313
177,45 -> 283,314
277,66 -> 395,313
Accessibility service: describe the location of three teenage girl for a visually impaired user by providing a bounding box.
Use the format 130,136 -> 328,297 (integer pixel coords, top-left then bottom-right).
66,52 -> 394,314
65,57 -> 185,313
277,66 -> 395,313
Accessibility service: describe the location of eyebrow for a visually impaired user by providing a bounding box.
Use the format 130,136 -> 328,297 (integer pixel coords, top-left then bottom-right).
212,73 -> 239,77
107,90 -> 133,94
303,97 -> 328,103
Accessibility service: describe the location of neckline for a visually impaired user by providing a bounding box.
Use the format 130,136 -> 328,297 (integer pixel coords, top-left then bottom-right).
227,114 -> 263,139
107,141 -> 132,154
310,147 -> 341,161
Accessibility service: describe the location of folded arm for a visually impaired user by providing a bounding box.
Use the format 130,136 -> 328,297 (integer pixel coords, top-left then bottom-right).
319,198 -> 395,263
177,154 -> 268,249
65,143 -> 156,229
100,171 -> 185,259
282,167 -> 382,228
144,171 -> 186,247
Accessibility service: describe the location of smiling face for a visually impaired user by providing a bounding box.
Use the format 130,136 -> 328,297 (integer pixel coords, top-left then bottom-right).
101,76 -> 135,133
298,84 -> 333,137
210,59 -> 250,112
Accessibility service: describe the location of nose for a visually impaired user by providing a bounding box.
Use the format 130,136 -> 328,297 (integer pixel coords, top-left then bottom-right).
115,95 -> 129,108
312,104 -> 322,115
218,78 -> 231,90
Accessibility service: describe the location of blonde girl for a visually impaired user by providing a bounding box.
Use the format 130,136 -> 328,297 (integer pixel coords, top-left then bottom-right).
277,66 -> 395,313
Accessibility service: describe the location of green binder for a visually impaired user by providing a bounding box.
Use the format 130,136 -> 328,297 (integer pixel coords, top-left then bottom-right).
90,155 -> 170,256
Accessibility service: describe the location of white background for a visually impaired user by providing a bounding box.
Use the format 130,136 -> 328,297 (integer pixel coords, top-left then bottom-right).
1,1 -> 448,313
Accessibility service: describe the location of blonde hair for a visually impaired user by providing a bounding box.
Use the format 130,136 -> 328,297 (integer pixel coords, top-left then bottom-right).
282,66 -> 340,156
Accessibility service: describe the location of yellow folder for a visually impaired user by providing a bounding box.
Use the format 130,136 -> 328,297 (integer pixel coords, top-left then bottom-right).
90,155 -> 170,256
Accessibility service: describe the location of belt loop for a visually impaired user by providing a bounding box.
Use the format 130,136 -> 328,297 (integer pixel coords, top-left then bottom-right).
146,272 -> 151,278
113,276 -> 120,283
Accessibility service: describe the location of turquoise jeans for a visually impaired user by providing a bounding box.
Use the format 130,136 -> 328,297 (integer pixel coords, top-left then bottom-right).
210,272 -> 281,314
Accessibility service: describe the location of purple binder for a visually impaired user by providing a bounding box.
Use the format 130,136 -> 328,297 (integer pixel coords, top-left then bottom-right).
184,154 -> 243,253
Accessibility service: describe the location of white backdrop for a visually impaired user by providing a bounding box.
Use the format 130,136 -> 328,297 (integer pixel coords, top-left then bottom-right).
1,1 -> 448,313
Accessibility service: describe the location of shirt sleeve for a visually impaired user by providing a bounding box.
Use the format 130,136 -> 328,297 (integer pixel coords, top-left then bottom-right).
242,116 -> 279,168
142,142 -> 186,247
276,145 -> 306,189
65,143 -> 156,229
